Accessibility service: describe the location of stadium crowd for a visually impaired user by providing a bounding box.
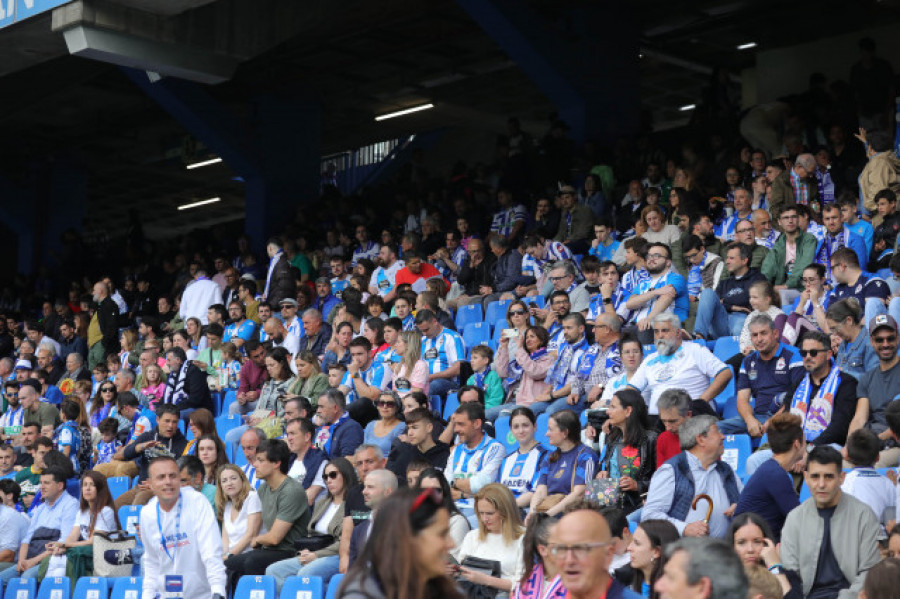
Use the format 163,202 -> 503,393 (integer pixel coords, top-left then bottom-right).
2,38 -> 900,599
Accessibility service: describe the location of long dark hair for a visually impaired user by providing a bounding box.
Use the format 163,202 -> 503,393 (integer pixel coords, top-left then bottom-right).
607,388 -> 649,448
519,512 -> 555,585
79,470 -> 120,534
548,410 -> 581,463
325,457 -> 358,501
266,346 -> 293,381
726,512 -> 775,565
196,434 -> 228,484
632,519 -> 680,597
340,490 -> 463,599
416,467 -> 463,518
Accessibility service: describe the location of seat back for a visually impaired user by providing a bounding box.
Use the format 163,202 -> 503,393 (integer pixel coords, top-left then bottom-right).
109,578 -> 142,599
37,578 -> 70,599
722,435 -> 752,478
493,416 -> 516,454
107,477 -> 131,501
234,576 -> 277,599
73,578 -> 108,599
117,506 -> 143,536
462,322 -> 490,349
442,393 -> 460,422
324,575 -> 344,599
5,579 -> 36,599
484,300 -> 512,329
280,576 -> 324,599
454,304 -> 484,330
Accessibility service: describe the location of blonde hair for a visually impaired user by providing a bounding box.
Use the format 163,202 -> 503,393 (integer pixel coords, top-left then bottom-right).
120,329 -> 138,351
745,565 -> 782,599
221,342 -> 241,362
399,330 -> 422,376
214,464 -> 251,521
474,483 -> 524,543
143,364 -> 164,386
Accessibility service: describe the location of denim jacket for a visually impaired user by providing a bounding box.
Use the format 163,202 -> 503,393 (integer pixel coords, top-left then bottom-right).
835,328 -> 879,381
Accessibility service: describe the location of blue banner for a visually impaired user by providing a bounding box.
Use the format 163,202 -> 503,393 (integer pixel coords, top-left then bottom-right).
1,0 -> 69,30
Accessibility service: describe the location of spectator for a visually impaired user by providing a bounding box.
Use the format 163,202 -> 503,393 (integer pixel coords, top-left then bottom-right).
827,299 -> 879,381
284,418 -> 327,505
817,204 -> 869,280
854,315 -> 900,466
656,538 -> 748,599
160,347 -> 213,415
444,403 -> 505,523
314,389 -> 364,459
231,340 -> 269,417
655,389 -> 692,466
528,410 -> 596,519
386,408 -> 449,484
841,428 -> 895,530
415,309 -> 466,401
389,330 -> 429,398
512,512 -> 559,599
859,131 -> 900,217
693,242 -> 766,340
532,313 -> 590,416
623,243 -> 688,344
86,281 -> 119,369
860,558 -> 900,599
298,309 -> 332,358
761,205 -> 818,306
769,153 -> 818,214
554,186 -> 594,254
363,393 -> 406,457
238,427 -> 265,489
626,520 -> 680,598
493,325 -> 552,417
449,238 -> 496,310
521,234 -> 573,298
498,407 -> 546,509
262,237 -> 297,309
829,247 -> 891,325
284,350 -> 329,403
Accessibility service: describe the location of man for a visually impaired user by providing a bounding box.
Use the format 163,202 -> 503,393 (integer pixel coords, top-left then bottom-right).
859,131 -> 900,218
116,391 -> 157,444
752,208 -> 780,250
828,247 -> 890,325
24,321 -> 60,356
314,389 -> 364,458
477,235 -> 529,309
521,234 -> 574,297
761,205 -> 818,305
161,347 -> 214,414
591,224 -> 620,262
350,225 -> 379,266
237,280 -> 260,325
311,277 -> 339,322
715,188 -> 754,242
223,300 -> 256,349
630,314 -> 731,417
624,243 -> 688,344
0,467 -> 77,583
730,218 -> 769,272
570,315 -> 623,410
656,538 -> 748,599
689,214 -> 723,258
34,347 -> 61,387
781,446 -> 880,599
415,309 -> 466,400
239,427 -> 266,489
444,403 -> 505,522
298,309 -> 332,358
386,408 -> 450,483
285,418 -> 327,505
851,315 -> 900,463
542,260 -> 588,314
586,261 -> 629,324
368,244 -> 405,302
19,379 -> 59,431
449,238 -> 496,310
14,359 -> 33,384
337,444 -> 389,573
719,315 -> 802,436
230,340 -> 268,416
13,437 -> 50,506
533,313 -> 590,416
394,251 -> 448,294
696,242 -> 766,341
139,456 -> 226,599
681,235 -> 723,304
555,185 -> 594,254
57,320 -> 86,361
643,415 -> 743,538
769,152 -> 818,213
838,196 -> 874,255
263,318 -> 300,359
262,238 -> 296,309
178,455 -> 216,506
225,439 -> 310,586
346,469 -> 398,568
430,230 -> 467,284
87,280 -> 119,368
655,390 -> 693,465
338,337 -> 391,425
329,257 -> 352,299
180,266 -> 222,325
0,444 -> 16,480
490,188 -> 528,242
816,204 -> 869,283
617,180 -> 646,235
221,267 -> 240,308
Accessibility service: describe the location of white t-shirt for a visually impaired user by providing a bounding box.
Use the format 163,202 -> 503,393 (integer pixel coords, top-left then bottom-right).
457,530 -> 525,585
842,468 -> 896,526
223,491 -> 263,554
314,501 -> 341,535
287,456 -> 326,489
629,342 -> 728,414
0,505 -> 27,552
75,506 -> 117,540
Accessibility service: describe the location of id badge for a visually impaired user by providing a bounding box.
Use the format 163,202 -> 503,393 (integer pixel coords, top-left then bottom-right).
164,575 -> 184,599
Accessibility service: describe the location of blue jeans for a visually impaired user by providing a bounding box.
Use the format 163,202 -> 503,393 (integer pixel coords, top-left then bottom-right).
0,563 -> 38,583
485,402 -> 517,422
864,297 -> 888,328
266,555 -> 340,593
529,395 -> 587,417
718,412 -> 772,435
694,289 -> 746,339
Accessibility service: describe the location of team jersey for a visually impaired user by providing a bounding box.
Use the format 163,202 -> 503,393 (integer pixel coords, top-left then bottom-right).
224,320 -> 256,344
444,435 -> 505,508
499,446 -> 546,499
422,328 -> 466,379
369,261 -> 406,297
629,270 -> 688,323
352,241 -> 379,266
829,273 -> 889,307
490,204 -> 528,237
340,361 -> 392,403
715,213 -> 752,242
521,241 -> 574,279
331,276 -> 352,299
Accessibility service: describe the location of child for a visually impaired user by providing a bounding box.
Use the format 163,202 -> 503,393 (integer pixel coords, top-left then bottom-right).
105,353 -> 120,381
842,428 -> 896,534
578,255 -> 602,296
424,279 -> 449,312
140,364 -> 166,408
94,417 -> 121,467
40,424 -> 55,440
376,318 -> 403,365
90,363 -> 108,395
327,363 -> 347,389
466,345 -> 504,411
738,280 -> 785,354
587,261 -> 628,325
53,401 -> 83,475
365,295 -> 387,321
619,237 -> 650,296
393,294 -> 416,331
217,342 -> 242,392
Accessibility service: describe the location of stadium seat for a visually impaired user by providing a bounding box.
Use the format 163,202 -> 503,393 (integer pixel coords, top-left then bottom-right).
712,336 -> 740,361
535,413 -> 550,447
109,578 -> 141,599
520,295 -> 546,309
37,577 -> 70,599
712,378 -> 735,418
494,416 -> 516,454
281,576 -> 324,599
107,476 -> 130,501
455,304 -> 483,330
462,322 -> 490,349
234,447 -> 248,467
721,394 -> 740,420
799,482 -> 811,502
324,575 -> 343,599
73,578 -> 108,599
118,505 -> 143,536
235,576 -> 276,599
442,393 -> 459,421
6,578 -> 36,599
722,435 -> 751,479
484,300 -> 512,328
491,321 -> 509,344
66,480 -> 80,500
215,414 -> 242,439
221,389 -> 237,415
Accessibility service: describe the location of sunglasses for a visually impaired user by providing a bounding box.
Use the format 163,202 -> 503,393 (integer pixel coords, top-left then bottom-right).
324,471 -> 341,480
873,335 -> 897,344
100,387 -> 115,393
508,309 -> 527,316
374,400 -> 396,408
798,349 -> 827,357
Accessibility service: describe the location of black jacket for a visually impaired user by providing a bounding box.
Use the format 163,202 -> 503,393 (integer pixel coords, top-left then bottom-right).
599,429 -> 658,514
386,440 -> 451,486
123,428 -> 189,481
715,268 -> 766,313
266,253 -> 297,308
299,322 -> 333,357
457,255 -> 497,296
165,363 -> 214,413
96,297 -> 120,355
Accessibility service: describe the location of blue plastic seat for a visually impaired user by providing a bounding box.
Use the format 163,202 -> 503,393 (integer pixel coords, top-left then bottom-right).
37,577 -> 70,599
118,505 -> 143,536
535,413 -> 550,447
462,322 -> 490,349
721,394 -> 740,420
442,393 -> 460,421
712,336 -> 740,361
722,434 -> 752,479
324,575 -> 343,599
520,295 -> 546,309
109,578 -> 142,599
73,578 -> 108,599
281,576 -> 324,599
455,304 -> 483,330
215,414 -> 242,439
491,321 -> 510,343
484,300 -> 512,329
494,416 -> 516,454
234,576 -> 276,599
107,476 -> 131,501
5,579 -> 36,599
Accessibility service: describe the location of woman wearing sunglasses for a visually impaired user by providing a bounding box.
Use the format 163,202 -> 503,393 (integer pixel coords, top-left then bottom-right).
363,393 -> 406,457
88,383 -> 117,429
267,457 -> 357,592
338,488 -> 462,599
494,325 -> 553,418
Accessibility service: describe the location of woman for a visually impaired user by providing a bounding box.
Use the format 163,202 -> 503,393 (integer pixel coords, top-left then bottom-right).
172,329 -> 198,360
267,457 -> 356,590
216,464 -> 262,558
46,471 -> 120,578
495,325 -> 553,413
861,559 -> 900,599
626,520 -> 680,598
594,336 -> 648,411
738,280 -> 785,354
364,318 -> 391,359
825,298 -> 879,380
499,407 -> 546,508
784,264 -> 829,341
457,216 -> 475,250
183,408 -> 217,456
118,329 -> 138,371
641,206 -> 683,268
597,389 -> 657,515
140,364 -> 166,408
457,483 -> 525,597
364,394 -> 406,456
321,321 -> 354,371
666,188 -> 689,226
339,489 -> 461,599
222,347 -> 295,445
391,330 -> 428,397
185,317 -> 207,352
285,350 -> 330,405
196,434 -> 228,485
72,379 -> 93,416
511,513 -> 559,599
528,410 -> 596,519
498,301 -> 532,359
89,382 -> 117,429
727,513 -> 795,598
416,468 -> 470,560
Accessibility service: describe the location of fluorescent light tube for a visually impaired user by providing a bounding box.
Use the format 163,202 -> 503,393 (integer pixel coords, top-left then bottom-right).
375,103 -> 434,121
177,197 -> 221,210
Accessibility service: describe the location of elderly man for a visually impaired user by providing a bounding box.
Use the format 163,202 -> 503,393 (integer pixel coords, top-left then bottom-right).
179,266 -> 222,325
570,314 -> 623,409
769,153 -> 818,214
298,309 -> 332,358
629,313 -> 731,417
730,217 -> 769,272
548,506 -> 641,599
752,208 -> 780,250
643,415 -> 743,538
715,188 -> 754,242
656,538 -> 748,599
624,243 -> 688,344
656,389 -> 693,465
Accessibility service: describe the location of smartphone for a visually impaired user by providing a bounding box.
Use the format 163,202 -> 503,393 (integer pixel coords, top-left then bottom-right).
501,329 -> 519,339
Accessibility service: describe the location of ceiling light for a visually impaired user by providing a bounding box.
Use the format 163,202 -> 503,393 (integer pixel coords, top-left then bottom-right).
177,197 -> 221,211
375,103 -> 434,121
679,104 -> 696,112
186,157 -> 223,170
737,42 -> 757,50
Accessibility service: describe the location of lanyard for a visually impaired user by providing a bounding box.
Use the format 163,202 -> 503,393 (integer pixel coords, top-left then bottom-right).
157,493 -> 183,562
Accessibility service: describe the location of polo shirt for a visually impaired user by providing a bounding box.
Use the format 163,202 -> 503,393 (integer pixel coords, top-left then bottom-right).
630,270 -> 688,323
829,273 -> 889,306
737,345 -> 803,415
339,361 -> 392,403
422,328 -> 466,378
24,402 -> 60,429
630,342 -> 728,414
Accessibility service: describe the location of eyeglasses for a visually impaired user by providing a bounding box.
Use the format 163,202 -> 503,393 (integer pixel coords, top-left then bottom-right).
873,335 -> 897,344
374,400 -> 396,408
646,253 -> 667,260
508,309 -> 527,316
735,228 -> 754,234
100,387 -> 115,393
548,542 -> 610,559
801,277 -> 820,284
798,349 -> 827,357
5,394 -> 16,399
549,276 -> 568,282
323,471 -> 341,480
410,488 -> 443,514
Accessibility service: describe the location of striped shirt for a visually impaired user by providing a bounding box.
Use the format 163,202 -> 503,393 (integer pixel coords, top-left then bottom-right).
422,328 -> 466,379
490,204 -> 528,237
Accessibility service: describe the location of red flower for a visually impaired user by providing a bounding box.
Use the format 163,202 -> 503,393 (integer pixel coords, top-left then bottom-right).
621,446 -> 638,459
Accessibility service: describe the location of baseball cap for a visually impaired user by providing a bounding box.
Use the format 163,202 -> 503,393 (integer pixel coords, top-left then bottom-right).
868,313 -> 898,336
557,185 -> 577,196
14,359 -> 32,371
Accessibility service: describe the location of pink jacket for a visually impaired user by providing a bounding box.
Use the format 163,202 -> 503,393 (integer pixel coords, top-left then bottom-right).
495,344 -> 553,407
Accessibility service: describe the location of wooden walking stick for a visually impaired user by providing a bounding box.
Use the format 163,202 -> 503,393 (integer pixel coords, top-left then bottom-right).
692,493 -> 714,523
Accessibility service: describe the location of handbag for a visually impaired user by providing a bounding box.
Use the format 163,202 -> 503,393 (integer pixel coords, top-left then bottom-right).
92,531 -> 136,577
585,478 -> 622,507
457,556 -> 501,599
293,534 -> 334,553
535,446 -> 590,513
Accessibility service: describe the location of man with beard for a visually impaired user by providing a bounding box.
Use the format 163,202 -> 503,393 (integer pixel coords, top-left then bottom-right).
629,312 -> 731,419
623,242 -> 688,345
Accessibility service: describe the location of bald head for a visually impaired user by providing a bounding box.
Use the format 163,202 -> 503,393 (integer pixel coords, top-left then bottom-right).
551,509 -> 614,599
263,318 -> 285,337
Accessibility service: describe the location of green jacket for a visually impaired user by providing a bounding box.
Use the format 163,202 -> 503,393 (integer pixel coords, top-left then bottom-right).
761,231 -> 817,290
